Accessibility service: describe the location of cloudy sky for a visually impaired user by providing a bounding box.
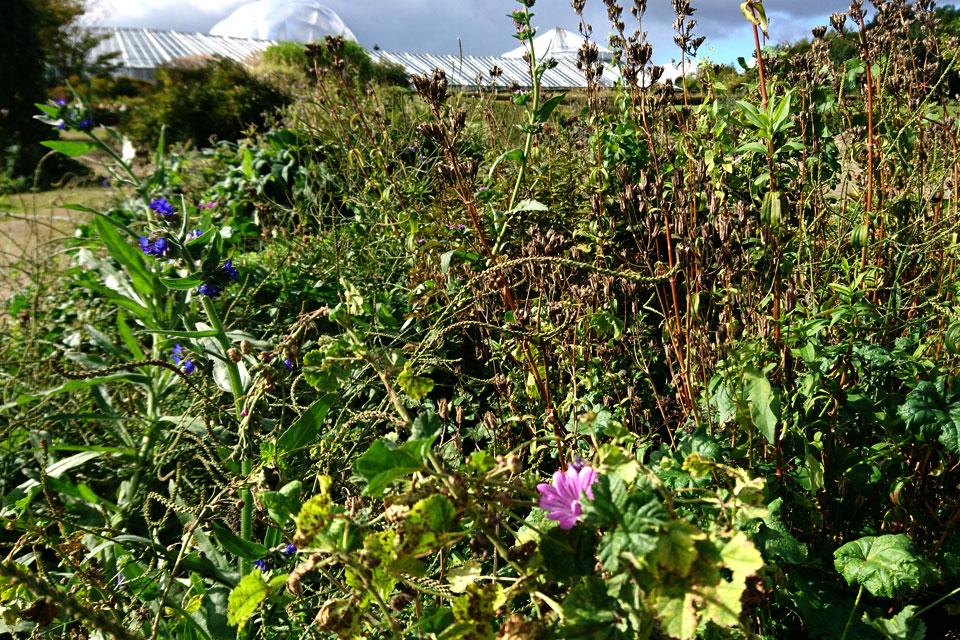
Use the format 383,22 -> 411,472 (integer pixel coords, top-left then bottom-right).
83,0 -> 933,66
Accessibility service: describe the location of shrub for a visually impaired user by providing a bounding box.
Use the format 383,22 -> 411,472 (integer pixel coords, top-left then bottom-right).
262,40 -> 407,87
119,55 -> 290,148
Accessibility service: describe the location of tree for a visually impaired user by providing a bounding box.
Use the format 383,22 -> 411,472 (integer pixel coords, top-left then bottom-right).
0,0 -> 50,191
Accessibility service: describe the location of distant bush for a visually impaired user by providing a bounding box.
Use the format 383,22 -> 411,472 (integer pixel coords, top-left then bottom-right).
120,56 -> 290,148
261,40 -> 407,87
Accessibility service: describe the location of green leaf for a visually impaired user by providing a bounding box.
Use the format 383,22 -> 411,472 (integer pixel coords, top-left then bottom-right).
302,347 -> 353,392
397,362 -> 434,400
596,494 -> 666,571
40,140 -> 98,157
276,394 -> 335,456
655,591 -> 699,640
486,147 -> 524,180
508,199 -> 549,213
211,523 -> 268,561
226,573 -> 269,627
161,275 -> 205,290
899,380 -> 960,453
446,560 -> 482,594
834,534 -> 925,598
744,364 -> 780,444
354,439 -> 427,497
534,92 -> 566,123
863,605 -> 926,640
539,525 -> 598,582
93,215 -> 160,302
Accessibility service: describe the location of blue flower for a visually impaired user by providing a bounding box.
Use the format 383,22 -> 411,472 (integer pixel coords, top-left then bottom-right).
101,178 -> 110,188
55,99 -> 66,107
284,358 -> 293,371
222,260 -> 239,282
253,558 -> 267,572
149,197 -> 175,217
57,121 -> 66,130
152,237 -> 169,257
78,118 -> 94,130
182,360 -> 196,375
171,343 -> 184,365
198,283 -> 222,298
283,543 -> 297,556
139,236 -> 151,254
186,228 -> 203,241
115,572 -> 126,588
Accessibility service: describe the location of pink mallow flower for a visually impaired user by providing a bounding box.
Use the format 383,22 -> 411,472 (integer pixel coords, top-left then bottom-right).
537,464 -> 598,529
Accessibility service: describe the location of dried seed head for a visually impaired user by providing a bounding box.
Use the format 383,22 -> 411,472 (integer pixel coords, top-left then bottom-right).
240,339 -> 252,355
227,348 -> 242,363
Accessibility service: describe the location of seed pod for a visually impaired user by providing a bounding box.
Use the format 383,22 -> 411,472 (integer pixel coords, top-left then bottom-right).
227,348 -> 242,363
240,339 -> 252,354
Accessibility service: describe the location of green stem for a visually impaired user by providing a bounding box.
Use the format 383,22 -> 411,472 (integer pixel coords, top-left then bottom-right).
504,15 -> 540,222
199,296 -> 251,574
840,585 -> 864,640
915,584 -> 960,617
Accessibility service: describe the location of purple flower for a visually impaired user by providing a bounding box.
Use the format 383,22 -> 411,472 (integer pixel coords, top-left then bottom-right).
101,178 -> 110,188
222,260 -> 239,281
149,197 -> 175,217
186,228 -> 203,241
115,573 -> 126,588
417,238 -> 425,245
241,408 -> 248,417
198,283 -> 222,298
55,99 -> 66,107
182,360 -> 195,374
139,236 -> 151,254
457,224 -> 465,230
283,543 -> 297,556
253,558 -> 267,572
171,343 -> 184,365
57,121 -> 66,130
206,202 -> 219,209
78,118 -> 95,130
284,358 -> 293,371
448,224 -> 456,230
536,464 -> 599,530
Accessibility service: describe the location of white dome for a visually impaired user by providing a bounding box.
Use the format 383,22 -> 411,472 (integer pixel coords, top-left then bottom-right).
210,0 -> 356,43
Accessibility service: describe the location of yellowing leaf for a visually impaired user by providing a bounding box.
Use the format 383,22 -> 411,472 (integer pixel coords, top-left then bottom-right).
293,476 -> 333,548
447,559 -> 483,593
653,520 -> 705,577
397,362 -> 434,400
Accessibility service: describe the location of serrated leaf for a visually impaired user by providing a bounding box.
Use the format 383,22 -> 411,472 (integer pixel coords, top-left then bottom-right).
899,380 -> 960,453
293,477 -> 332,548
227,572 -> 269,626
397,362 -> 434,400
653,520 -> 705,577
834,534 -> 925,598
863,605 -> 926,640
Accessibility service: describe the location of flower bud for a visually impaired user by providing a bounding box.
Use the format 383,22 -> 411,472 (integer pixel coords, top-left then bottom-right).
227,348 -> 242,363
240,339 -> 252,354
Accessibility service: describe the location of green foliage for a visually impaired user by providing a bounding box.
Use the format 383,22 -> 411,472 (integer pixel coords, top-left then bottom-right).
834,535 -> 928,598
120,56 -> 290,148
7,1 -> 960,638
